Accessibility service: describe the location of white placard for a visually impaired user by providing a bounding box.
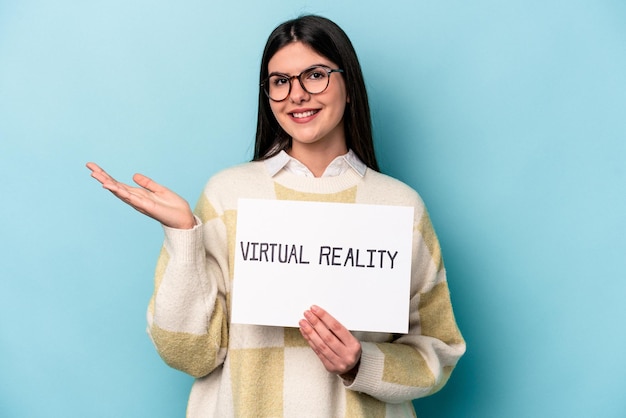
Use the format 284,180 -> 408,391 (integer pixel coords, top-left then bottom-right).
231,199 -> 414,333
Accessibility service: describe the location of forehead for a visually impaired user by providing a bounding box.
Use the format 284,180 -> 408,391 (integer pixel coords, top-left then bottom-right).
268,41 -> 337,74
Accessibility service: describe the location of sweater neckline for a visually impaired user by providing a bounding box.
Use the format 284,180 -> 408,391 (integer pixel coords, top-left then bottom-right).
270,167 -> 365,194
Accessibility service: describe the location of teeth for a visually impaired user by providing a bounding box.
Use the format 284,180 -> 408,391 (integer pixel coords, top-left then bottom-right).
292,110 -> 317,118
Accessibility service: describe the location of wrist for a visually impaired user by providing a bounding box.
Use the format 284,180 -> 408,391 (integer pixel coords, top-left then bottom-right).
179,217 -> 197,229
173,213 -> 197,230
339,358 -> 361,384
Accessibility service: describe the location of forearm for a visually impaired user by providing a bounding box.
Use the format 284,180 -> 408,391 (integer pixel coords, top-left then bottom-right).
147,221 -> 229,377
346,333 -> 464,403
345,242 -> 465,402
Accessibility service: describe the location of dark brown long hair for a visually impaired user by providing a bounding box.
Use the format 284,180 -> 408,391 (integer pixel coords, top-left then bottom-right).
253,15 -> 379,171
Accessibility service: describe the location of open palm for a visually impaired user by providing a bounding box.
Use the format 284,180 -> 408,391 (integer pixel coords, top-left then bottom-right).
86,162 -> 196,229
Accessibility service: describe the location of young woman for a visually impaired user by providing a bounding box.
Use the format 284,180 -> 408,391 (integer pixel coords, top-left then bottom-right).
87,15 -> 465,418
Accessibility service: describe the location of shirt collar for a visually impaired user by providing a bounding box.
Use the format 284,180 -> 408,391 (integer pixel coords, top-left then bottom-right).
264,149 -> 367,178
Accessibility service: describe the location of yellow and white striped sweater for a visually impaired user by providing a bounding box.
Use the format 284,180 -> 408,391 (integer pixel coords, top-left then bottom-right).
147,160 -> 465,417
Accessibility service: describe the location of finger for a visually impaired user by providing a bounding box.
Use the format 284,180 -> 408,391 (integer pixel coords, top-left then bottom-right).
113,183 -> 154,205
301,311 -> 343,359
86,162 -> 118,187
132,173 -> 167,194
96,176 -> 149,209
86,162 -> 110,179
309,305 -> 353,343
299,318 -> 356,375
299,318 -> 341,362
85,162 -> 101,172
303,306 -> 362,370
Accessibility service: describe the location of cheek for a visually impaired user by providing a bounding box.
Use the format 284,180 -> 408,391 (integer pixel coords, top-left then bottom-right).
269,101 -> 286,122
333,98 -> 348,122
268,102 -> 292,134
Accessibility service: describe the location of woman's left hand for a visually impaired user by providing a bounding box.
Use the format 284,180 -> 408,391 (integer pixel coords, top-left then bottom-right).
299,305 -> 361,380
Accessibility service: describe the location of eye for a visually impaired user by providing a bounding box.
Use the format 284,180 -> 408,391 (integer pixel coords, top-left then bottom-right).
270,75 -> 289,87
304,67 -> 328,81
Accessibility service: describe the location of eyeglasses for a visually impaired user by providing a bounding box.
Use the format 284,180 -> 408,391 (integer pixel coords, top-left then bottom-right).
261,65 -> 344,102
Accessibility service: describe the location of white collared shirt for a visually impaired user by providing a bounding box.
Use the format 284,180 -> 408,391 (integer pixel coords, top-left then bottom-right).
264,149 -> 367,178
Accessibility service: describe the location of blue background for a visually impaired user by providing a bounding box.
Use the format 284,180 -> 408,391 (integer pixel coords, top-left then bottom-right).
1,1 -> 625,417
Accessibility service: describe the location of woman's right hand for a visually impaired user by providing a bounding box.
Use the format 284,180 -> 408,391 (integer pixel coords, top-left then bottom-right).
86,162 -> 196,229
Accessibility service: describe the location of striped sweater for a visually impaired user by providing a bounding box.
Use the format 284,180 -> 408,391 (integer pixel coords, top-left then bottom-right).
147,161 -> 465,417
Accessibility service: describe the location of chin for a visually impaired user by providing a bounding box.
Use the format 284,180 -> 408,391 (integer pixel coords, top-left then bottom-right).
291,136 -> 326,146
288,132 -> 322,144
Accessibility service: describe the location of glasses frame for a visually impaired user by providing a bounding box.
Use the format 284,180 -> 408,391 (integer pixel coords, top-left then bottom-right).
261,65 -> 344,102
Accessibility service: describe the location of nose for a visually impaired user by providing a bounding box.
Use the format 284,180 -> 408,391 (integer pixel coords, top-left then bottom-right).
289,77 -> 310,103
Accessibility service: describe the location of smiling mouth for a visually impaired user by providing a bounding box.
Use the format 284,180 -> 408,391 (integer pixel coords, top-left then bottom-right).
291,110 -> 319,119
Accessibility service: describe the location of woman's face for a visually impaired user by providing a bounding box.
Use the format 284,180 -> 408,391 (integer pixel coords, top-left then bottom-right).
267,42 -> 348,155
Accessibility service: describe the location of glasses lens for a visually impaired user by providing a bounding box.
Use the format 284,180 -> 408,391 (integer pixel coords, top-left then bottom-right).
301,66 -> 330,94
266,75 -> 290,101
264,67 -> 334,101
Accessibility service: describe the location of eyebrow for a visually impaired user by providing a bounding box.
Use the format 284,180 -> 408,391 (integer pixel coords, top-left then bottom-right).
267,63 -> 331,77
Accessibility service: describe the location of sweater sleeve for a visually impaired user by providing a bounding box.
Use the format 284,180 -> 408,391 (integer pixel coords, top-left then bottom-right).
345,207 -> 465,403
146,206 -> 231,378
